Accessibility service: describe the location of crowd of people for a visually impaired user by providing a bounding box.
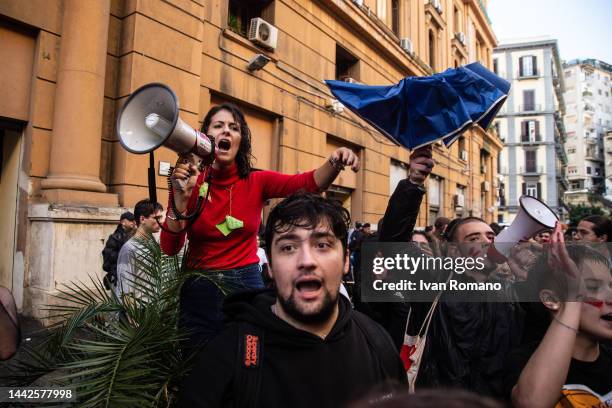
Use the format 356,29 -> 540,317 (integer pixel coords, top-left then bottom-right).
2,101 -> 610,408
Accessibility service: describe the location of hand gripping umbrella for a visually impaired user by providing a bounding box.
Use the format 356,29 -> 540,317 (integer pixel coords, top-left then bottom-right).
324,62 -> 510,150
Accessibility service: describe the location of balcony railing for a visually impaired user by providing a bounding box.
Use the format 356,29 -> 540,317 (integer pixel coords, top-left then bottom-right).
521,134 -> 543,143
518,104 -> 543,112
520,166 -> 545,174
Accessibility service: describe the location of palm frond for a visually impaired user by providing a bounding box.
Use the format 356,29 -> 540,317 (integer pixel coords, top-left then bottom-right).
2,237 -> 212,407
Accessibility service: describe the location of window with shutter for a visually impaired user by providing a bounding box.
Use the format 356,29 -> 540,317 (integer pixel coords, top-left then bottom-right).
523,90 -> 535,111
525,151 -> 537,172
537,182 -> 542,199
519,56 -> 524,77
531,56 -> 537,76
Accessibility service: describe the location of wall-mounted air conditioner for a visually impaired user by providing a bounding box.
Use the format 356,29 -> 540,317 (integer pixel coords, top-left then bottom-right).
326,98 -> 345,114
455,32 -> 466,45
460,150 -> 468,161
482,181 -> 490,192
248,18 -> 278,50
454,194 -> 465,207
430,0 -> 442,13
400,38 -> 414,55
340,76 -> 358,84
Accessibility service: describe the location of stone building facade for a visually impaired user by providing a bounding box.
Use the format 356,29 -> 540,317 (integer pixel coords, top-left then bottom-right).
0,0 -> 500,318
493,37 -> 568,223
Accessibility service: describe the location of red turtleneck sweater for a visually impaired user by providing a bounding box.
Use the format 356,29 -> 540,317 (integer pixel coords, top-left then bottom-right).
160,165 -> 319,270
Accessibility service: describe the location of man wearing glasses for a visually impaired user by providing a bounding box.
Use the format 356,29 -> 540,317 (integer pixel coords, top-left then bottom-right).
115,199 -> 164,301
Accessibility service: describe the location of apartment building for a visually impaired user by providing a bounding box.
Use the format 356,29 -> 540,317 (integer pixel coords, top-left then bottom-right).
493,37 -> 568,223
0,0 -> 500,318
562,59 -> 612,205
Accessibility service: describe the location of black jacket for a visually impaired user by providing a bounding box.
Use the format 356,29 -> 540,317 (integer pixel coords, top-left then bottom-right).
179,290 -> 406,408
378,179 -> 524,398
101,225 -> 131,276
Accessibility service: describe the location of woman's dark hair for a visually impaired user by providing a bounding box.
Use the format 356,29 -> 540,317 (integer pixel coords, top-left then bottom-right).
264,193 -> 351,264
201,103 -> 254,178
582,215 -> 612,242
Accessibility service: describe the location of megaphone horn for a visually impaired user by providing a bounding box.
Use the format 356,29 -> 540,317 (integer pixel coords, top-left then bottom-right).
489,195 -> 558,263
116,83 -> 215,186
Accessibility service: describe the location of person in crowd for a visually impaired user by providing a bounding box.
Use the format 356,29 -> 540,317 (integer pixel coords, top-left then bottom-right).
102,211 -> 136,289
0,286 -> 20,360
411,231 -> 434,257
115,200 -> 164,302
432,217 -> 451,241
161,103 -> 360,351
534,229 -> 552,244
256,235 -> 270,285
363,145 -> 435,351
507,222 -> 612,408
377,162 -> 526,397
574,215 -> 612,261
412,217 -> 525,398
574,215 -> 612,243
179,193 -> 405,408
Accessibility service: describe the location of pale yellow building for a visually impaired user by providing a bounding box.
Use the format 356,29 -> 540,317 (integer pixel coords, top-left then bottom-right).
0,0 -> 501,318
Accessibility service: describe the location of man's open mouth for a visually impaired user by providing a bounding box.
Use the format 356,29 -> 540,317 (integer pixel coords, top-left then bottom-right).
217,139 -> 231,152
601,313 -> 612,322
295,278 -> 322,293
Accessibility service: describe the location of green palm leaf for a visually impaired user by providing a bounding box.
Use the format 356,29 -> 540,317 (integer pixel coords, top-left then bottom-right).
1,237 -> 219,407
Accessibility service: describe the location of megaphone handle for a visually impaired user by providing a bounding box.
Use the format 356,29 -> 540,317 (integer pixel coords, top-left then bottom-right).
171,177 -> 188,192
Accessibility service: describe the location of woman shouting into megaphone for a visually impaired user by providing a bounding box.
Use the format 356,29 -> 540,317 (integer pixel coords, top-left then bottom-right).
161,103 -> 359,353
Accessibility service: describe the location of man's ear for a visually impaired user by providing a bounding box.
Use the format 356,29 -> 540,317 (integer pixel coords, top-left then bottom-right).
540,289 -> 561,311
598,233 -> 608,243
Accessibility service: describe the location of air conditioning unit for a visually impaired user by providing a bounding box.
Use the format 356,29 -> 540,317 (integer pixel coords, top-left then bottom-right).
455,32 -> 466,45
453,194 -> 465,207
400,38 -> 414,55
482,181 -> 490,192
352,0 -> 364,6
248,18 -> 278,50
340,76 -> 358,84
460,150 -> 468,161
325,98 -> 345,114
430,0 -> 442,13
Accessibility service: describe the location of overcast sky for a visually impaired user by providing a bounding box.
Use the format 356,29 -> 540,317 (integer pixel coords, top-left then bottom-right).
487,0 -> 612,64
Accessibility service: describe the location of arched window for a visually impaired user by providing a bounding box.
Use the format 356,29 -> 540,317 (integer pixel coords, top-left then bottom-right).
428,29 -> 436,70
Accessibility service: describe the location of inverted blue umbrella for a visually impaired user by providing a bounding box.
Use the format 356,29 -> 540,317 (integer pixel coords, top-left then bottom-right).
325,62 -> 510,149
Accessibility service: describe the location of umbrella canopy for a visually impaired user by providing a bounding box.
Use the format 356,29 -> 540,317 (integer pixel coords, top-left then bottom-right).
325,62 -> 510,150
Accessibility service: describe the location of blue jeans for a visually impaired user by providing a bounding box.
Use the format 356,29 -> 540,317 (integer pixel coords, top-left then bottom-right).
179,263 -> 263,354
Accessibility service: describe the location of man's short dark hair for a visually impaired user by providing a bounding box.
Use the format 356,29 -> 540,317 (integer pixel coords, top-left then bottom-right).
134,200 -> 163,226
582,215 -> 612,242
120,211 -> 135,222
444,217 -> 487,242
264,193 -> 350,264
434,217 -> 451,230
363,223 -> 371,229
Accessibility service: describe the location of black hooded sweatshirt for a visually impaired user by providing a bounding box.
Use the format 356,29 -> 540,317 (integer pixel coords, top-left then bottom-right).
179,290 -> 406,408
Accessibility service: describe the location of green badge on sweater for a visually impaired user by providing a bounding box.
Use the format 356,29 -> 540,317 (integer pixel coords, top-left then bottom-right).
216,215 -> 244,236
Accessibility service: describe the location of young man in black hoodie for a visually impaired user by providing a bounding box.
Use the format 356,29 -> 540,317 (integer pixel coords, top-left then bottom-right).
179,193 -> 406,408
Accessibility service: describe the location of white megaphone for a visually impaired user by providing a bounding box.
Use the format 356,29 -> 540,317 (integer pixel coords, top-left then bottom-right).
116,83 -> 214,190
489,195 -> 559,263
